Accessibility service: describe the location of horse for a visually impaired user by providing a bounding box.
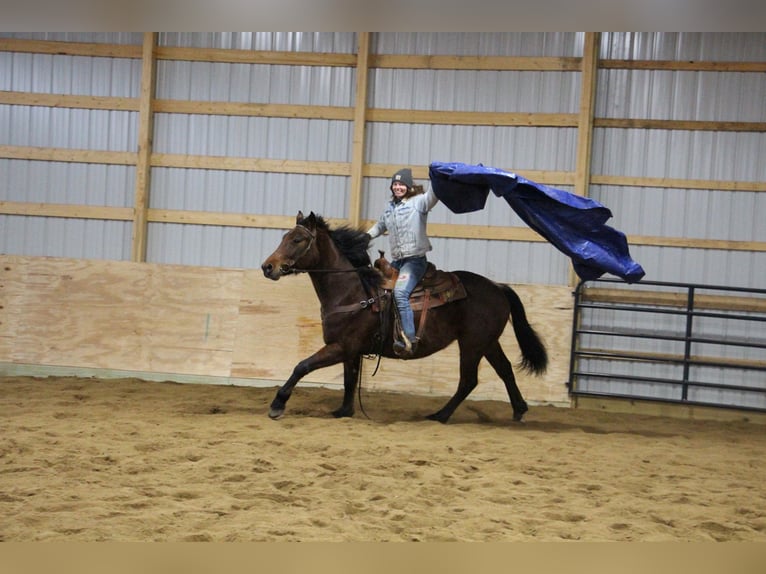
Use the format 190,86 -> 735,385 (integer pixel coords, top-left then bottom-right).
260,211 -> 548,423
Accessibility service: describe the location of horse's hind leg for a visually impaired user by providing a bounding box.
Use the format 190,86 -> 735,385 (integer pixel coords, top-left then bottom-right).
484,340 -> 528,421
332,355 -> 361,418
426,345 -> 482,423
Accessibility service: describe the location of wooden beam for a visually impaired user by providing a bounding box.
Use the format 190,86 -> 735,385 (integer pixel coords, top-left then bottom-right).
591,174 -> 766,192
0,91 -> 139,111
582,287 -> 766,313
366,108 -> 577,127
147,210 -> 347,231
152,99 -> 353,121
0,201 -> 133,221
0,37 -> 141,59
369,54 -> 582,71
576,347 -> 766,370
600,59 -> 766,72
0,145 -> 135,165
348,32 -> 370,228
427,223 -> 546,242
571,32 -> 600,287
626,235 -> 766,252
594,117 -> 766,133
147,210 -> 296,229
574,31 -> 600,199
363,164 -> 575,187
3,200 -> 762,253
131,32 -> 157,263
151,154 -> 351,175
155,46 -> 356,67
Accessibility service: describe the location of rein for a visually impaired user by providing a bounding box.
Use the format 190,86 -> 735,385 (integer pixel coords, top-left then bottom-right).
289,267 -> 368,275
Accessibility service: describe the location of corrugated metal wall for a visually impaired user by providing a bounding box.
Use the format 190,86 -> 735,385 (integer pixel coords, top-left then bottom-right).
1,32 -> 764,284
365,32 -> 582,283
147,32 -> 357,268
594,32 -> 766,288
0,32 -> 141,259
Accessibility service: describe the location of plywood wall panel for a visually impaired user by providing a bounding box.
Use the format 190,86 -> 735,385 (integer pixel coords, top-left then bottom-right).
0,255 -> 572,405
231,269 -> 345,385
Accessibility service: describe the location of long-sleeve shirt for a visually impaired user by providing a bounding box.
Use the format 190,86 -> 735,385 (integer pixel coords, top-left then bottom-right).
367,188 -> 439,260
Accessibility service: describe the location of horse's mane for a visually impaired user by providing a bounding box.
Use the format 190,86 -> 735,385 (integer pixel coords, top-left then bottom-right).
305,214 -> 382,288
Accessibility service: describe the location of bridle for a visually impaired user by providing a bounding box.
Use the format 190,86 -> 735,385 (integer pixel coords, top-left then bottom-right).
287,224 -> 370,276
286,221 -> 387,333
285,224 -> 316,272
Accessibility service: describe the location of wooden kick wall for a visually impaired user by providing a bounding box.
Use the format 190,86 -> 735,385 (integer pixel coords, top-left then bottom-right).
0,255 -> 573,406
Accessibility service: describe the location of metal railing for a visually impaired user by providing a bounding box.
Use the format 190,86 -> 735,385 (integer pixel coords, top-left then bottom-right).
568,278 -> 766,412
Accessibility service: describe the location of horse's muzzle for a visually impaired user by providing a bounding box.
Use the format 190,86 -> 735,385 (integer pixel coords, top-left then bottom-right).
261,262 -> 280,280
262,261 -> 294,280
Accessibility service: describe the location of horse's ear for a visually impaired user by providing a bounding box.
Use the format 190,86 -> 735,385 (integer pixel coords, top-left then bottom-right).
304,211 -> 317,230
296,211 -> 304,224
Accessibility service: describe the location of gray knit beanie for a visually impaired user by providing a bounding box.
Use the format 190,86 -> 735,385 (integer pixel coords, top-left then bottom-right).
390,168 -> 413,189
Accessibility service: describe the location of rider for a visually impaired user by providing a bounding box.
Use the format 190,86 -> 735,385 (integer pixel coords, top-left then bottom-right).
367,168 -> 439,357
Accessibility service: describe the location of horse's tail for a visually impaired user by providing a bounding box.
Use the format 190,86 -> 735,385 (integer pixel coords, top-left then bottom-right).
502,285 -> 548,375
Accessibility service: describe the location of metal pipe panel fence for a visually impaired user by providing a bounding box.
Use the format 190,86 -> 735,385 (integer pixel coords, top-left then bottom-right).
569,278 -> 766,412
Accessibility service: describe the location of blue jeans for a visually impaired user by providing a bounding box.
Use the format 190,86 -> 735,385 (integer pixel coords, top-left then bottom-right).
391,256 -> 428,342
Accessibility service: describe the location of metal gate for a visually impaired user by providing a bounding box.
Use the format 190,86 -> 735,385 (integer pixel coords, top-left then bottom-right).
568,278 -> 766,412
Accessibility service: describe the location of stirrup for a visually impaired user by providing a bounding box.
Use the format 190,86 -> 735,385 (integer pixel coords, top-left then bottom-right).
393,334 -> 417,357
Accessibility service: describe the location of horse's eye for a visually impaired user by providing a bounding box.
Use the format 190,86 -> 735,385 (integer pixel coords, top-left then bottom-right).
293,237 -> 304,244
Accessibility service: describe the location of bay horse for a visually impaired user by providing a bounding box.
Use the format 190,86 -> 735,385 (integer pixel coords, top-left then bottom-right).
261,211 -> 548,423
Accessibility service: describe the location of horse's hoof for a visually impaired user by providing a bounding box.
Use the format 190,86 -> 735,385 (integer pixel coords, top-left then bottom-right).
513,403 -> 529,422
426,412 -> 448,424
268,407 -> 285,420
332,408 -> 354,418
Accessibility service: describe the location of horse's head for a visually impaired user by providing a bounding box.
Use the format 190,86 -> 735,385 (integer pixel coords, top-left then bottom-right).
261,211 -> 320,280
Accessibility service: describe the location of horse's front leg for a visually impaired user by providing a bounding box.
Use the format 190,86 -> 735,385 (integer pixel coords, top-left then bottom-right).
332,355 -> 362,418
269,343 -> 344,419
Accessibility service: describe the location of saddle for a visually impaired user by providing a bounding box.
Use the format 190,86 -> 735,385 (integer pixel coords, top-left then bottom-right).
369,251 -> 467,351
373,251 -> 467,312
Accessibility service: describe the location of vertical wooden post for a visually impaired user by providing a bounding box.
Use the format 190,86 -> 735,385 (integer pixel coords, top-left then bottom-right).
348,32 -> 371,229
575,32 -> 600,199
571,31 -> 600,286
131,32 -> 157,262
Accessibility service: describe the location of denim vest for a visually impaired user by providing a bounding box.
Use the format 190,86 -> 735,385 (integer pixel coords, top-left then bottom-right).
368,188 -> 439,260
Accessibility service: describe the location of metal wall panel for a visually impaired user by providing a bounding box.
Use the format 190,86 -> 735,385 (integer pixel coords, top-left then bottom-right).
600,32 -> 766,61
0,32 -> 143,44
593,130 -> 766,181
374,32 -> 584,57
147,223 -> 286,269
0,159 -> 135,207
155,61 -> 355,106
158,32 -> 356,53
0,106 -> 137,150
0,215 -> 131,259
0,34 -> 141,260
1,32 -> 763,287
364,32 -> 584,285
591,32 -> 766,292
0,51 -> 142,97
149,169 -> 348,217
147,32 -> 359,268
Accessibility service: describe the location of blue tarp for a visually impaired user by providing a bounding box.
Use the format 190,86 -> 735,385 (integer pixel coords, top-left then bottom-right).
428,162 -> 645,283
